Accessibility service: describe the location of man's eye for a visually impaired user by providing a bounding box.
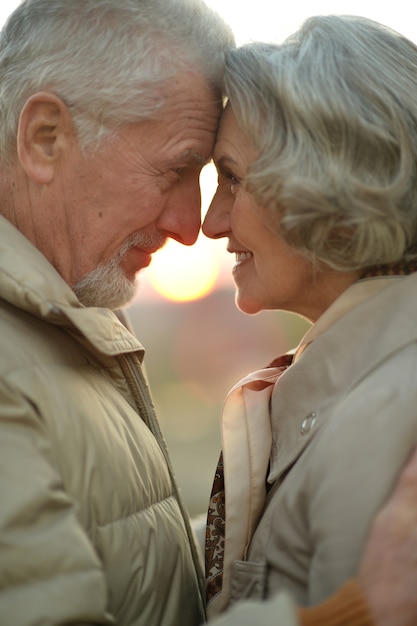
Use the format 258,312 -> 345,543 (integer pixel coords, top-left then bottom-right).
166,168 -> 182,179
160,169 -> 182,189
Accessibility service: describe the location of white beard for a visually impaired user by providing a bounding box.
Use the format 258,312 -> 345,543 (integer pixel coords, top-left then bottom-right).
73,232 -> 164,309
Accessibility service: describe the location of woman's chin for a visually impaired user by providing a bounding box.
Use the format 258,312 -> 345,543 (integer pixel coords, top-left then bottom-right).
235,293 -> 263,316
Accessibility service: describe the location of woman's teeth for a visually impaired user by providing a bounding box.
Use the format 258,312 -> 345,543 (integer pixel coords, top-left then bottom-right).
235,251 -> 253,263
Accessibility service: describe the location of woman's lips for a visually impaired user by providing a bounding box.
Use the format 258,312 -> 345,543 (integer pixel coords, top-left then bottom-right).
232,250 -> 253,271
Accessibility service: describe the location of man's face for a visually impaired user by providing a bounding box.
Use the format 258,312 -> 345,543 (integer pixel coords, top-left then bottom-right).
44,71 -> 221,308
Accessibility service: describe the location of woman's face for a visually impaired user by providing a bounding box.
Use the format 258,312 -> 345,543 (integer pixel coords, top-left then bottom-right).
203,106 -> 358,321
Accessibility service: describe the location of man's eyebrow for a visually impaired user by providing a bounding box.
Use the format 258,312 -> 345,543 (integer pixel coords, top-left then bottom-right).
169,149 -> 210,167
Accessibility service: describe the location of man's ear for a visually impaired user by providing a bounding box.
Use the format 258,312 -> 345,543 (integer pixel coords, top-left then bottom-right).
17,92 -> 74,184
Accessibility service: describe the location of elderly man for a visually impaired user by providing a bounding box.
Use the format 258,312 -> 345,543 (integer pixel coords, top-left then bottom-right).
0,1 -> 233,624
0,1 -> 417,626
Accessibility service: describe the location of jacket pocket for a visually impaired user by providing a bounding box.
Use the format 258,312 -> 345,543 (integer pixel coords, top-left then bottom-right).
230,559 -> 267,605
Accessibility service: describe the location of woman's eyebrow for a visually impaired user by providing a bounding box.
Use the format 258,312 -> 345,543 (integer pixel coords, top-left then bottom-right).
213,155 -> 238,170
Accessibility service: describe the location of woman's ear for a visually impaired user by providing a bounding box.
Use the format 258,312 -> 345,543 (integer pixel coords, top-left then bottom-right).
17,92 -> 74,184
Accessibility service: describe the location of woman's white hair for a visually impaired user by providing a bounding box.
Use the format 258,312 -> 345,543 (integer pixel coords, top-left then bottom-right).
0,0 -> 234,163
225,15 -> 417,270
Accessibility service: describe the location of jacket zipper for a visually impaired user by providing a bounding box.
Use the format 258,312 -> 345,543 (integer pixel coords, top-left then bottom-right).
118,352 -> 207,621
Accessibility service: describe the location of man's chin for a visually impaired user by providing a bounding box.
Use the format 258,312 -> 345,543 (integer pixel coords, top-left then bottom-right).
73,269 -> 138,310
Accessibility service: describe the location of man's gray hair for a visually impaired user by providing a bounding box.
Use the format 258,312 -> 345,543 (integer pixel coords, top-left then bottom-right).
224,15 -> 417,270
0,0 -> 234,163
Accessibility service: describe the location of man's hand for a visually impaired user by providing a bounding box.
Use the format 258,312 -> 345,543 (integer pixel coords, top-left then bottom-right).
359,447 -> 417,626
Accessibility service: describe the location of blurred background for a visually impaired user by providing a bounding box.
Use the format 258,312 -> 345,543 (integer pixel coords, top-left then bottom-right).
1,0 -> 416,516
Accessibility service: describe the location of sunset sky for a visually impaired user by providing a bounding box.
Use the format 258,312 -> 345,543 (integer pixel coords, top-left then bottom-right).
1,1 -> 416,301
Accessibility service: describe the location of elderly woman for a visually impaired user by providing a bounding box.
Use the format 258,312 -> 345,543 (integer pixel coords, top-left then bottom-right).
202,14 -> 417,626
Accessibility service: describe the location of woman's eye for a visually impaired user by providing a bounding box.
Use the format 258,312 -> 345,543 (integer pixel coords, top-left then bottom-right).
230,175 -> 240,196
217,168 -> 242,196
217,169 -> 241,195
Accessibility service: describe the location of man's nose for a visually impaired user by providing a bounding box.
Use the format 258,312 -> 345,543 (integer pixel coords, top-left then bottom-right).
157,181 -> 202,246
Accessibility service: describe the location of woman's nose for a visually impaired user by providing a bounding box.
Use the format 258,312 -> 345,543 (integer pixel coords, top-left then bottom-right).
202,186 -> 232,240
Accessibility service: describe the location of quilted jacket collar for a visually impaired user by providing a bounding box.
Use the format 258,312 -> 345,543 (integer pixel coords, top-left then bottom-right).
0,215 -> 143,358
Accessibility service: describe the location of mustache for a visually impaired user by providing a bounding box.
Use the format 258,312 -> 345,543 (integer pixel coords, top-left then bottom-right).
117,232 -> 167,261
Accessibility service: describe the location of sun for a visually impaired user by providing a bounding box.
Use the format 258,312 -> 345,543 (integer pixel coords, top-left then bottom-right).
147,234 -> 221,302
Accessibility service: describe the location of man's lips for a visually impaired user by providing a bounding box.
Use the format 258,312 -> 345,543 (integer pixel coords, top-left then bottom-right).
121,246 -> 159,276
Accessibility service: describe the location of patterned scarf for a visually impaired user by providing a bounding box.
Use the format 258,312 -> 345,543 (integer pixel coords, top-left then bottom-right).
205,353 -> 293,613
205,261 -> 417,615
360,260 -> 417,279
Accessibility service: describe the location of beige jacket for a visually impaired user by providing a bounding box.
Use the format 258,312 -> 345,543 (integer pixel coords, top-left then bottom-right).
0,216 -> 205,626
208,272 -> 417,625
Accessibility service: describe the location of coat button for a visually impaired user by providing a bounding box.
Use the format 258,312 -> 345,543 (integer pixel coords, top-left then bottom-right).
300,411 -> 317,434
